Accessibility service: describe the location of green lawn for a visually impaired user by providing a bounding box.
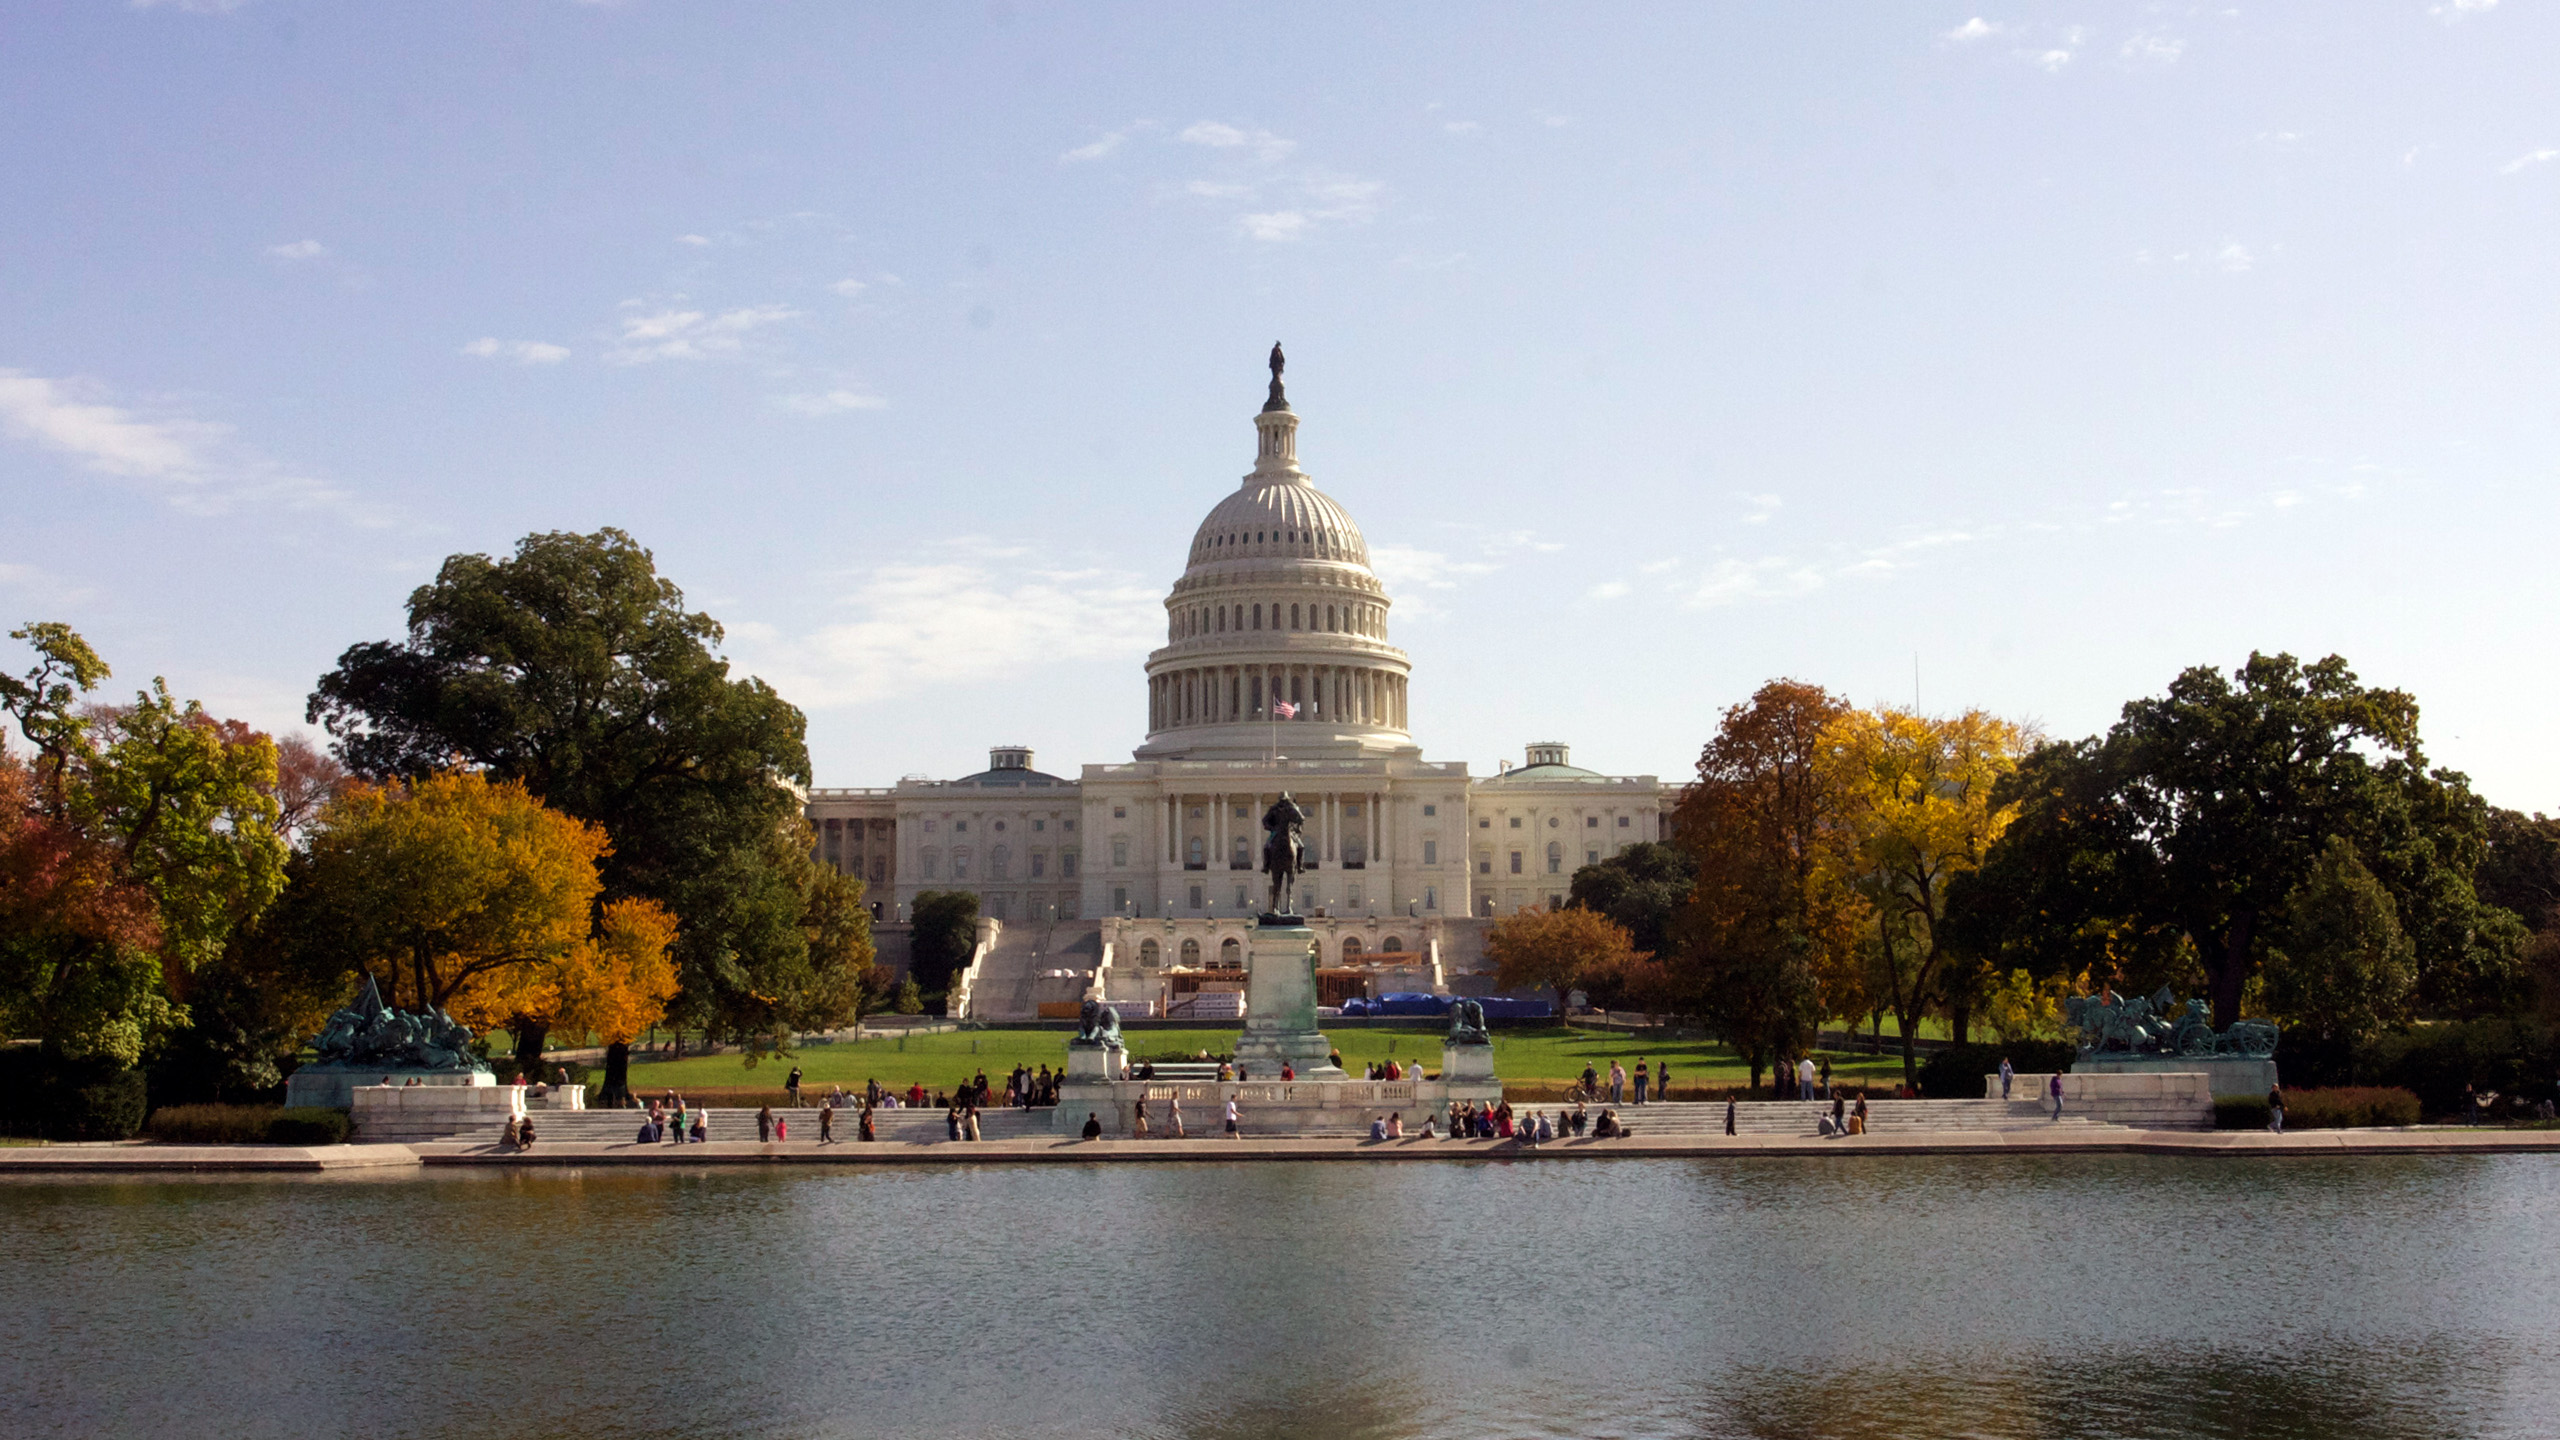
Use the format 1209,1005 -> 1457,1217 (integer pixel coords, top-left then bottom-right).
620,1024 -> 1926,1096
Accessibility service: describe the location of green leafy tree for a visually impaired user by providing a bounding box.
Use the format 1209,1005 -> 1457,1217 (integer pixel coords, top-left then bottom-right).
1486,904 -> 1641,1014
1975,652 -> 2521,1028
0,624 -> 287,1069
906,890 -> 980,1006
306,529 -> 850,1047
2264,836 -> 2416,1051
1566,841 -> 1694,959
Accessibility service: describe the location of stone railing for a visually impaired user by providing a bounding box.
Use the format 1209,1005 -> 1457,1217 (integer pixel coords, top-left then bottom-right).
946,920 -> 997,1020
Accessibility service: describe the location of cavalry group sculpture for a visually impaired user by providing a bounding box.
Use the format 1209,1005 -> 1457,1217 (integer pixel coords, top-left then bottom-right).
1073,997 -> 1124,1050
2065,987 -> 2278,1060
306,974 -> 487,1074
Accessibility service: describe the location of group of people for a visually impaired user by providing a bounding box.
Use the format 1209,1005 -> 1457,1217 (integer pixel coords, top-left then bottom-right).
639,1093 -> 710,1143
1574,1058 -> 1673,1105
1434,1099 -> 1624,1142
1360,1059 -> 1426,1081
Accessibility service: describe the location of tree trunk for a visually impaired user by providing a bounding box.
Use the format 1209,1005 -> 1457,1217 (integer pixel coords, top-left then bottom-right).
1897,1008 -> 1920,1087
2210,911 -> 2256,1029
512,1021 -> 548,1080
602,1041 -> 631,1108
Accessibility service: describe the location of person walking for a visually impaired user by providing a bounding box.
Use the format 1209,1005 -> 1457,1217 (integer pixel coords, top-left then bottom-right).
1657,1059 -> 1672,1103
1797,1056 -> 1818,1103
965,1104 -> 982,1141
2267,1084 -> 2285,1134
774,1112 -> 789,1142
2048,1071 -> 2065,1122
1725,1091 -> 1738,1137
1133,1094 -> 1151,1139
1633,1060 -> 1650,1106
1169,1094 -> 1185,1138
756,1105 -> 774,1143
1851,1091 -> 1869,1136
819,1103 -> 836,1144
786,1066 -> 804,1107
1999,1056 -> 2015,1100
858,1104 -> 876,1142
1225,1094 -> 1242,1138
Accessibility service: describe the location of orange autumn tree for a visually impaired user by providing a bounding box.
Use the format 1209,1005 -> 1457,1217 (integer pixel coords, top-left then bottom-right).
1487,904 -> 1643,1015
496,897 -> 681,1080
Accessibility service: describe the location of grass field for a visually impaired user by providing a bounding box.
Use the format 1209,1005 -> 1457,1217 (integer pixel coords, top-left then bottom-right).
618,1024 -> 1927,1098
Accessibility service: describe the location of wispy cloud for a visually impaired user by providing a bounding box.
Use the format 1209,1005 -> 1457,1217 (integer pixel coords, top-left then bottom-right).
132,0 -> 253,14
604,303 -> 800,363
2432,0 -> 2497,20
1530,110 -> 1572,128
459,337 -> 570,365
1179,120 -> 1297,163
1741,493 -> 1783,525
0,560 -> 97,608
265,238 -> 327,261
772,389 -> 888,416
1943,17 -> 2003,42
2132,240 -> 2268,273
2500,148 -> 2559,174
2032,48 -> 2073,72
1239,212 -> 1309,243
739,546 -> 1163,706
1442,120 -> 1482,136
2120,31 -> 2183,63
0,369 -> 379,521
828,277 -> 869,298
675,233 -> 713,247
1062,121 -> 1158,163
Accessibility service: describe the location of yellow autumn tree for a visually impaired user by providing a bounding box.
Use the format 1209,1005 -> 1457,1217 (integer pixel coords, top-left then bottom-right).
297,771 -> 606,1020
1817,707 -> 2029,1084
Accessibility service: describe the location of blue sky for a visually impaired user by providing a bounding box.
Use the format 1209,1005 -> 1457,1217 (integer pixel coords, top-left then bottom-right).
4,2 -> 2557,807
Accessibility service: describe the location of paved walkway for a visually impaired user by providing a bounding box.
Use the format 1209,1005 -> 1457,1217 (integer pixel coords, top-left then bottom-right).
5,1128 -> 2557,1174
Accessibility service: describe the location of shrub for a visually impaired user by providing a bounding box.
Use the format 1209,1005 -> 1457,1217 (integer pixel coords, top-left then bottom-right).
0,1053 -> 152,1141
267,1107 -> 352,1145
147,1104 -> 282,1144
2214,1096 -> 2272,1130
2361,1019 -> 2559,1117
1917,1040 -> 2075,1101
2282,1087 -> 2421,1129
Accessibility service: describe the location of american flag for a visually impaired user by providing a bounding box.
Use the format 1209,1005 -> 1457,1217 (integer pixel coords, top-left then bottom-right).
1271,701 -> 1298,719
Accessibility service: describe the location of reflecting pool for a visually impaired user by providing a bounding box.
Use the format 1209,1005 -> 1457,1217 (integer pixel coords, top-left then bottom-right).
2,1154 -> 2556,1439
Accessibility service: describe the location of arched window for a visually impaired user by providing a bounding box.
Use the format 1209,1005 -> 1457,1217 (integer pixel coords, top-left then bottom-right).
1232,835 -> 1249,867
1383,935 -> 1405,954
871,858 -> 886,883
953,848 -> 972,880
1340,935 -> 1364,960
1219,936 -> 1242,968
990,845 -> 1010,880
921,847 -> 941,879
1188,836 -> 1205,866
1290,604 -> 1301,629
1252,604 -> 1262,629
1180,938 -> 1201,966
1326,605 -> 1337,631
1546,841 -> 1564,874
1139,939 -> 1161,966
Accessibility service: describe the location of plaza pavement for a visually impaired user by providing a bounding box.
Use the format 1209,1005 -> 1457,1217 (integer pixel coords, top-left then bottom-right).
5,1127 -> 2558,1173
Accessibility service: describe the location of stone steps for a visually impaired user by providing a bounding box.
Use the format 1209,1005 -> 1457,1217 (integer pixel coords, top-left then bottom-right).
1503,1100 -> 2116,1136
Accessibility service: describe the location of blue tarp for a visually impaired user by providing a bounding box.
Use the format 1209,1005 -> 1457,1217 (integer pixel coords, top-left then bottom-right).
1475,996 -> 1554,1020
1375,993 -> 1452,1016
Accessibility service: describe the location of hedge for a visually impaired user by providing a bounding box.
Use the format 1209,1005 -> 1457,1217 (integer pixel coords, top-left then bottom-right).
2216,1087 -> 2421,1130
1915,1040 -> 2076,1101
144,1104 -> 353,1145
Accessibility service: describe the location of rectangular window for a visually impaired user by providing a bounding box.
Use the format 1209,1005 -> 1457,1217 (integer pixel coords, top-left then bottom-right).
1112,886 -> 1129,912
1587,848 -> 1600,867
1059,892 -> 1080,919
1619,815 -> 1631,827
1061,852 -> 1078,878
1344,804 -> 1361,818
1188,883 -> 1204,910
1347,883 -> 1362,909
1422,839 -> 1438,865
1508,817 -> 1521,828
1477,894 -> 1495,918
1423,803 -> 1437,817
1063,819 -> 1076,831
1424,886 -> 1437,911
1112,840 -> 1129,867
1477,855 -> 1492,874
1030,853 -> 1046,878
1586,815 -> 1599,828
1509,851 -> 1523,874
953,853 -> 970,880
1034,819 -> 1046,832
1113,807 -> 1126,819
922,852 -> 940,879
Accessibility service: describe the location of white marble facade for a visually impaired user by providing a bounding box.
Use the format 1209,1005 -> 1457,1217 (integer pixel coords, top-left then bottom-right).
805,361 -> 1664,975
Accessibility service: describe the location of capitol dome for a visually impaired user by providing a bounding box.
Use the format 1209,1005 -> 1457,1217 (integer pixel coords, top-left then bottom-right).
1134,350 -> 1415,761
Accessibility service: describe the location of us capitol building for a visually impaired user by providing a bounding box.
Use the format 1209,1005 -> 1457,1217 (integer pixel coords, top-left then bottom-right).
806,352 -> 1665,1018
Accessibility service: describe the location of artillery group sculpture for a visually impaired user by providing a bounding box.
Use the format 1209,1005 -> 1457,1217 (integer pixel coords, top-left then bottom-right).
2065,987 -> 2279,1060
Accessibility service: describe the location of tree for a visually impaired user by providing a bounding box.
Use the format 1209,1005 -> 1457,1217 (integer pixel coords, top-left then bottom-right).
1566,841 -> 1694,959
907,890 -> 980,1004
522,897 -> 680,1106
1973,652 -> 2520,1028
307,529 -> 844,1045
2264,837 -> 2417,1051
1,624 -> 287,1068
1486,904 -> 1641,1015
295,771 -> 605,1015
1820,706 -> 2028,1080
1670,680 -> 1860,1088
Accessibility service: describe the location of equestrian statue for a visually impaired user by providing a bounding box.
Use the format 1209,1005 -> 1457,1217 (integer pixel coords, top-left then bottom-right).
1260,792 -> 1308,920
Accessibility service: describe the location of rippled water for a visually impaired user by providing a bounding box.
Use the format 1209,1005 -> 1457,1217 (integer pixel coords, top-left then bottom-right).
2,1154 -> 2556,1439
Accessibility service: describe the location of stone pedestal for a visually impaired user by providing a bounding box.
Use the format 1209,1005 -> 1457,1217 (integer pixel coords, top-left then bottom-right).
2077,1055 -> 2278,1096
350,1082 -> 523,1142
1440,1042 -> 1495,1083
1064,1043 -> 1123,1080
286,1066 -> 493,1112
1232,923 -> 1345,1080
